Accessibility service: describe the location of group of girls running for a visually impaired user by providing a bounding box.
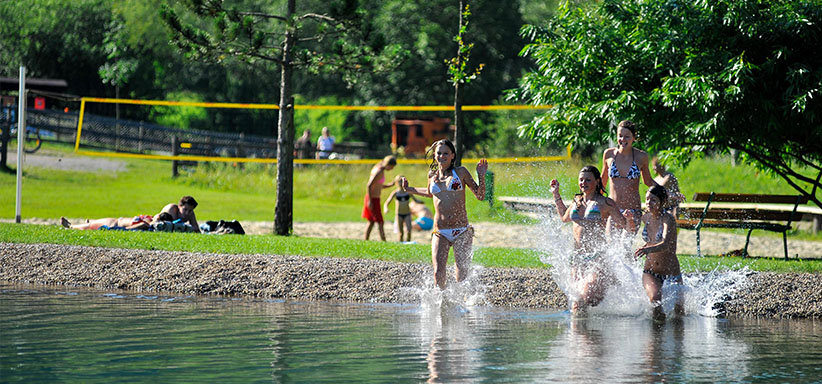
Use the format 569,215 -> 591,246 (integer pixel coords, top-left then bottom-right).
363,120 -> 683,319
551,120 -> 683,319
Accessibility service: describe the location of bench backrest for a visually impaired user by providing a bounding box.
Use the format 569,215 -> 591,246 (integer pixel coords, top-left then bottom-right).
692,193 -> 809,205
680,207 -> 800,221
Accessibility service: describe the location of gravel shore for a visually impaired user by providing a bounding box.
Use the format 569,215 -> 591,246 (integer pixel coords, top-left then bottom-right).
2,243 -> 820,318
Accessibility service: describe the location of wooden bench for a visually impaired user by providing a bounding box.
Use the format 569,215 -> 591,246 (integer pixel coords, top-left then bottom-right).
676,192 -> 809,259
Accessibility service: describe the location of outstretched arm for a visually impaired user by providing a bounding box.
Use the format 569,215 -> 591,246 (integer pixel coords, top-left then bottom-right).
550,179 -> 569,218
400,177 -> 433,198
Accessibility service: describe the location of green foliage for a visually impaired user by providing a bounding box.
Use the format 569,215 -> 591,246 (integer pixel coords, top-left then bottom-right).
512,0 -> 822,207
445,4 -> 484,86
149,91 -> 209,130
293,95 -> 351,141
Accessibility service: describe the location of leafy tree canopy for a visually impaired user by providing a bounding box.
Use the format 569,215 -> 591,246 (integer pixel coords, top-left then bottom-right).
512,0 -> 822,207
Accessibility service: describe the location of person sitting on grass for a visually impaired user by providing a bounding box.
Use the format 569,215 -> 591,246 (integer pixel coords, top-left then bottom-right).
157,195 -> 200,233
384,175 -> 418,242
61,196 -> 200,232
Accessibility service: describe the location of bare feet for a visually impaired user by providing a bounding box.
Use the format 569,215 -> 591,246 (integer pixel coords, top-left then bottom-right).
60,217 -> 71,228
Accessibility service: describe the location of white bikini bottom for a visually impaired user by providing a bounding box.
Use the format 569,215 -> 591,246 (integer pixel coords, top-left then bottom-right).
433,226 -> 473,243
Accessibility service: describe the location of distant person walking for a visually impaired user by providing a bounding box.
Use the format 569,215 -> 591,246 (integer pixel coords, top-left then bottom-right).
384,175 -> 416,242
294,129 -> 314,160
601,120 -> 657,233
363,155 -> 397,241
316,127 -> 335,160
401,139 -> 487,290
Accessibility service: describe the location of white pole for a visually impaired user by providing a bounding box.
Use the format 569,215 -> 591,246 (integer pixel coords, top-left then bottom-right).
15,66 -> 26,223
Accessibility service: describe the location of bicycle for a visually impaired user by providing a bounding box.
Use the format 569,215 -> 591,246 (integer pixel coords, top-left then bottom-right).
5,123 -> 42,154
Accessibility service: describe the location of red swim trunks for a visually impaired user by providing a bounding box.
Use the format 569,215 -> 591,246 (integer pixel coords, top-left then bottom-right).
362,195 -> 383,223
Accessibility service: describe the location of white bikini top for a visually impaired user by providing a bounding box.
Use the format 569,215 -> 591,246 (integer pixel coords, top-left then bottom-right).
429,168 -> 463,195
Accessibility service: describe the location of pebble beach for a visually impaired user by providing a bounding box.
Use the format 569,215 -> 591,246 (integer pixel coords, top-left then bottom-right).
2,242 -> 820,319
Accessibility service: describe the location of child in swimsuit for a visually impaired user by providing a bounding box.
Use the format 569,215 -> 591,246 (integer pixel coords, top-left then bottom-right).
634,185 -> 684,321
363,155 -> 397,241
384,175 -> 415,242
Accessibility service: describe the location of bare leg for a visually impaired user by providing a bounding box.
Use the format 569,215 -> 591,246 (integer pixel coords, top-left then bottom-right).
403,216 -> 413,242
431,233 -> 451,289
643,273 -> 666,321
70,218 -> 118,230
377,222 -> 386,241
365,221 -> 375,240
453,227 -> 474,283
397,218 -> 404,242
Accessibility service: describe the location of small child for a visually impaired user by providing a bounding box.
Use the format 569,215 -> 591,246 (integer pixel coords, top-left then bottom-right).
384,175 -> 414,242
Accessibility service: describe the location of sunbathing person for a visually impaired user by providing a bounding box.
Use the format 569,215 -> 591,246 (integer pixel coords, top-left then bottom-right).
61,215 -> 155,231
61,196 -> 199,232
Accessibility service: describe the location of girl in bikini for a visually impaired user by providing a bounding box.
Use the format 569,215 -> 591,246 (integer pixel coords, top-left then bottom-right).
600,120 -> 657,233
631,185 -> 684,321
384,174 -> 417,242
400,139 -> 488,290
550,165 -> 627,312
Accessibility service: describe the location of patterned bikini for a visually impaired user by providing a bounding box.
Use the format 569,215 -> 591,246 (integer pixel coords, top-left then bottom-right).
430,168 -> 472,243
641,222 -> 683,283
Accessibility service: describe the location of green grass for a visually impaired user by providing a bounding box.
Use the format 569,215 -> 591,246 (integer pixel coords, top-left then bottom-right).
2,143 -> 820,274
2,223 -> 819,272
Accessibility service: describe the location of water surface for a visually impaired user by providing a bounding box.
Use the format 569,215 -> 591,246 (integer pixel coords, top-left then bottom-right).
2,284 -> 821,383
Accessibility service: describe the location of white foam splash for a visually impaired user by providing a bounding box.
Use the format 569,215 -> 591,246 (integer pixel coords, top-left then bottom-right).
533,214 -> 750,318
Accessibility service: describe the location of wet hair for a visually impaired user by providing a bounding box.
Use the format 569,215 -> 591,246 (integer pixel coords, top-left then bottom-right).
180,195 -> 198,208
382,155 -> 397,167
426,139 -> 457,172
648,185 -> 668,211
618,120 -> 637,138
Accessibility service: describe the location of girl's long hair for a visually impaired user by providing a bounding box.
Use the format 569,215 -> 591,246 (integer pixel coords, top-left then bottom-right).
426,139 -> 456,173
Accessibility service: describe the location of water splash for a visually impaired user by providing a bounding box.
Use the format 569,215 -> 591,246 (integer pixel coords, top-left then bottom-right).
401,257 -> 488,315
532,214 -> 750,318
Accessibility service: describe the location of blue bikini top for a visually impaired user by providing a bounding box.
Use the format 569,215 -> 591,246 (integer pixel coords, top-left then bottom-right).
429,169 -> 463,195
570,199 -> 602,221
609,149 -> 641,180
642,223 -> 664,243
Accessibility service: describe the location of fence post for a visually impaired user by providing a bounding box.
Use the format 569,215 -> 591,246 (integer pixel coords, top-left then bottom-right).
171,136 -> 179,178
237,133 -> 245,170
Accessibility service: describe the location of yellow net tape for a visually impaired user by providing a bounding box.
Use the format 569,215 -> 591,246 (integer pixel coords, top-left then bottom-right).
75,97 -> 567,164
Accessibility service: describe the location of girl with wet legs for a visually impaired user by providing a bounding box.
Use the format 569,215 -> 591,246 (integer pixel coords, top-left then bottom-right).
551,166 -> 628,313
401,139 -> 487,290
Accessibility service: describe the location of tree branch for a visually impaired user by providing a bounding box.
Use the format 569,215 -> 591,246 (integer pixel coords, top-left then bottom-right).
236,11 -> 288,22
298,13 -> 339,23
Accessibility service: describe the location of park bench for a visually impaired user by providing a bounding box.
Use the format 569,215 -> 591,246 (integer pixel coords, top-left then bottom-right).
676,192 -> 810,259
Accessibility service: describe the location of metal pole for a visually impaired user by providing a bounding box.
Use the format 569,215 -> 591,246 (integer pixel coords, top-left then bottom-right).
15,66 -> 26,223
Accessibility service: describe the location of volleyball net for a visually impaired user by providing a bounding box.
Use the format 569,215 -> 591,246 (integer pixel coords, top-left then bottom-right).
74,97 -> 569,164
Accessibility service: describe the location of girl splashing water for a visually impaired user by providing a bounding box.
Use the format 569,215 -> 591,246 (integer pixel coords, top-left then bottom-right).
401,139 -> 488,290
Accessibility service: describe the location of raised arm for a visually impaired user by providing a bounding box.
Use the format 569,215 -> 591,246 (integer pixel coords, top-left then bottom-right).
462,159 -> 488,201
550,179 -> 569,220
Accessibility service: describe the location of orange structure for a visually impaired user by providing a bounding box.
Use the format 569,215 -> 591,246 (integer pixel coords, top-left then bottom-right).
391,117 -> 452,156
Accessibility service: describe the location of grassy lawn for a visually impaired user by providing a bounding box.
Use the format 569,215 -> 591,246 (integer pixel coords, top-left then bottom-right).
1,142 -> 820,274
2,222 -> 820,273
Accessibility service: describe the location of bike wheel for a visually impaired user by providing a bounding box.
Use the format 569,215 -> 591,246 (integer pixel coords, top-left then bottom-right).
24,129 -> 41,154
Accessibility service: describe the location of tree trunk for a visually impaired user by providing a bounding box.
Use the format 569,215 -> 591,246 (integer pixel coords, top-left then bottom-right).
274,0 -> 296,236
453,0 -> 465,167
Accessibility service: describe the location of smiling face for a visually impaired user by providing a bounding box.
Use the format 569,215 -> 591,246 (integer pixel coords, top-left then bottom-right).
434,143 -> 454,170
578,171 -> 597,194
617,127 -> 635,149
646,190 -> 661,213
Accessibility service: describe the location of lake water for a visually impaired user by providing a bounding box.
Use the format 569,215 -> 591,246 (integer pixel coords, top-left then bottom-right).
2,283 -> 821,383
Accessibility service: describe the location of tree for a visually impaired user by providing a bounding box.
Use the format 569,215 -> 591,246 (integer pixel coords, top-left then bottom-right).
512,0 -> 822,207
445,2 -> 483,166
162,0 -> 404,235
